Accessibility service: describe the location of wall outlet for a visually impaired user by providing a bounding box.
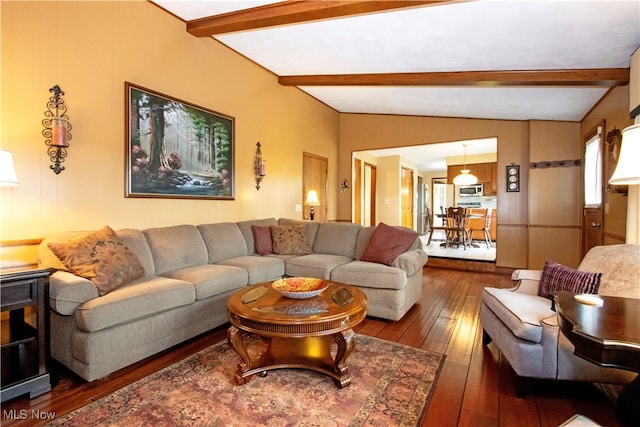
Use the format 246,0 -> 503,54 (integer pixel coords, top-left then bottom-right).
295,204 -> 302,212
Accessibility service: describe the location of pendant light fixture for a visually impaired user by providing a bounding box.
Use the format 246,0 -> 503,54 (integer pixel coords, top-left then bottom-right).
453,144 -> 478,186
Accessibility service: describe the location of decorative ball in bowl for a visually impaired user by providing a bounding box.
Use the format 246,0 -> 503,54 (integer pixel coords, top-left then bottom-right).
272,277 -> 329,299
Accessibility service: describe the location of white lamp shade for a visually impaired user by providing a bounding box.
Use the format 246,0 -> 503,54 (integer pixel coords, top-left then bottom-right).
0,149 -> 19,186
453,170 -> 478,186
609,123 -> 640,185
305,190 -> 320,206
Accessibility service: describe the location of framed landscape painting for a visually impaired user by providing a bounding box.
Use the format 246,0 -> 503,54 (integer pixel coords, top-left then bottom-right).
125,82 -> 235,199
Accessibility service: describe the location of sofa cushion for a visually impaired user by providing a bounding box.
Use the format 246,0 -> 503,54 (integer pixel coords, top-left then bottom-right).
75,276 -> 195,332
312,222 -> 361,258
270,225 -> 312,255
284,254 -> 352,280
160,264 -> 247,300
236,218 -> 278,255
331,260 -> 407,290
578,244 -> 640,298
251,225 -> 273,256
537,260 -> 602,299
197,222 -> 248,263
47,226 -> 145,296
482,287 -> 556,343
116,228 -> 155,276
360,223 -> 418,266
143,225 -> 208,275
217,255 -> 284,284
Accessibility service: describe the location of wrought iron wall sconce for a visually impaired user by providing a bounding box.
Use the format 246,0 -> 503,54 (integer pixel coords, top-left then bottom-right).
42,85 -> 72,174
340,179 -> 349,193
254,142 -> 266,190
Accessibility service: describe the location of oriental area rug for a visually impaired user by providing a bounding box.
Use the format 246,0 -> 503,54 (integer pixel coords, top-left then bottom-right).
47,335 -> 444,427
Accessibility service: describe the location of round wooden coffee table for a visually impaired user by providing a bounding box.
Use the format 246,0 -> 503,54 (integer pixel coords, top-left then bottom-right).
226,280 -> 367,388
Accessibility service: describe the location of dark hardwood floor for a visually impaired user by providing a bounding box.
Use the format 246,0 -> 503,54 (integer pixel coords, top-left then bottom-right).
1,265 -> 623,426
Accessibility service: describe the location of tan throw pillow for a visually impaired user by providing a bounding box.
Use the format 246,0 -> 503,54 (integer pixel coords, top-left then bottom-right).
270,225 -> 312,255
47,226 -> 145,296
360,222 -> 418,266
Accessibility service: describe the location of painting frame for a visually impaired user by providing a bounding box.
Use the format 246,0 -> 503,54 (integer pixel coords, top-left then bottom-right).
125,82 -> 235,200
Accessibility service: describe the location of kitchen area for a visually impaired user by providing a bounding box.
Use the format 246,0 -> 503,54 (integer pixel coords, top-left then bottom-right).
424,160 -> 498,261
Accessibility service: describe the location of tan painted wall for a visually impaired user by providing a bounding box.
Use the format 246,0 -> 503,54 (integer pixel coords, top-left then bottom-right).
528,121 -> 581,269
0,1 -> 339,244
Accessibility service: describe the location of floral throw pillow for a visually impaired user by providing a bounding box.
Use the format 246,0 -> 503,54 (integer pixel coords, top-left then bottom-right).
48,226 -> 145,296
269,225 -> 312,255
537,259 -> 602,299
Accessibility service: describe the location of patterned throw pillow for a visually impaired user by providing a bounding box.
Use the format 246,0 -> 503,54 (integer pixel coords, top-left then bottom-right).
251,225 -> 273,256
269,225 -> 312,255
48,226 -> 145,296
537,259 -> 602,299
360,222 -> 418,266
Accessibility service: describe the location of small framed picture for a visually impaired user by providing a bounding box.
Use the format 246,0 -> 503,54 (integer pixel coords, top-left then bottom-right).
506,164 -> 520,192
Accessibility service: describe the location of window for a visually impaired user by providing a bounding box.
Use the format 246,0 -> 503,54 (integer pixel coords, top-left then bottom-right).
584,131 -> 602,207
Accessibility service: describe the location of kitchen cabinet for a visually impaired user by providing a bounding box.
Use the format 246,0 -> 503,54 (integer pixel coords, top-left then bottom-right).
447,162 -> 498,196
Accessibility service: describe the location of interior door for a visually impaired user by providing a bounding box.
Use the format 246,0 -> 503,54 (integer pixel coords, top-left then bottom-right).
354,158 -> 362,224
582,122 -> 605,256
401,167 -> 414,229
363,162 -> 377,226
303,152 -> 328,222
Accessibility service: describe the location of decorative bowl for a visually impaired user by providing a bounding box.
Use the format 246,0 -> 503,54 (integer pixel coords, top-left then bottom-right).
272,277 -> 329,299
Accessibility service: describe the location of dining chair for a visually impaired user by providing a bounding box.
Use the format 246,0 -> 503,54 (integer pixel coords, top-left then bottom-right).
445,207 -> 471,249
427,207 -> 448,245
466,208 -> 492,248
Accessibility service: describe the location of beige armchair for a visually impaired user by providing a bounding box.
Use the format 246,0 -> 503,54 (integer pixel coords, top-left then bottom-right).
480,244 -> 639,395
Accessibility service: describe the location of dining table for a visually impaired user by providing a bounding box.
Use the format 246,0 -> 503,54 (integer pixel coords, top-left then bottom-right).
435,212 -> 484,248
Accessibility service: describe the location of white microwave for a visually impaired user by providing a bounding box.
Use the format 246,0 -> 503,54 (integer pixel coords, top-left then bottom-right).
459,184 -> 483,197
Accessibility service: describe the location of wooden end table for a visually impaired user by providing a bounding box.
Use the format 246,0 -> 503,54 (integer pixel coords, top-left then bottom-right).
555,291 -> 640,426
1,268 -> 53,402
226,281 -> 367,388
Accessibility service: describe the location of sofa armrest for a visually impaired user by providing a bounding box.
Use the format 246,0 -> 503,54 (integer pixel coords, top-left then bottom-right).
49,270 -> 100,316
391,249 -> 428,276
511,269 -> 543,295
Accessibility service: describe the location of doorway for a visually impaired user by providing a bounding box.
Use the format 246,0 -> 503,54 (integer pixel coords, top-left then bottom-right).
302,152 -> 328,222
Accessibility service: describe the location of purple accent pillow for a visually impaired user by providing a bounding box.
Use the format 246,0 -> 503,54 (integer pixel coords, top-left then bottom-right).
537,260 -> 602,299
360,222 -> 418,266
251,225 -> 273,256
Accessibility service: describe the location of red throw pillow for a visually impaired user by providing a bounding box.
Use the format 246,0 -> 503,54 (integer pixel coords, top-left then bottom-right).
251,225 -> 273,256
537,260 -> 602,299
360,223 -> 418,266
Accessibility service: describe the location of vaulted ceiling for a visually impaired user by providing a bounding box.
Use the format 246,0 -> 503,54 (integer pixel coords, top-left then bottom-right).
151,0 -> 639,123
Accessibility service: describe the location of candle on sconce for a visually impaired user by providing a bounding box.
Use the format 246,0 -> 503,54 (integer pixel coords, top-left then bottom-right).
52,118 -> 69,147
259,160 -> 266,176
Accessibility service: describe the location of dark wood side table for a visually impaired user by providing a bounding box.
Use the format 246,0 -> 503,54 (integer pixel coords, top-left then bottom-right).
1,268 -> 53,402
555,291 -> 640,427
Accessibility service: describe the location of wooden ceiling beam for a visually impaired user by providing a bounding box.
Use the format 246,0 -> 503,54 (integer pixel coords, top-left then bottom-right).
278,69 -> 630,87
187,0 -> 446,37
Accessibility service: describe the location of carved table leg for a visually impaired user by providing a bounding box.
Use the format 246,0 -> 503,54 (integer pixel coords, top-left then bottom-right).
331,328 -> 355,388
227,326 -> 252,384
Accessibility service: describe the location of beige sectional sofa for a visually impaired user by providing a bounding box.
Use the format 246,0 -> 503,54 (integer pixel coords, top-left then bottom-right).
39,218 -> 428,381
